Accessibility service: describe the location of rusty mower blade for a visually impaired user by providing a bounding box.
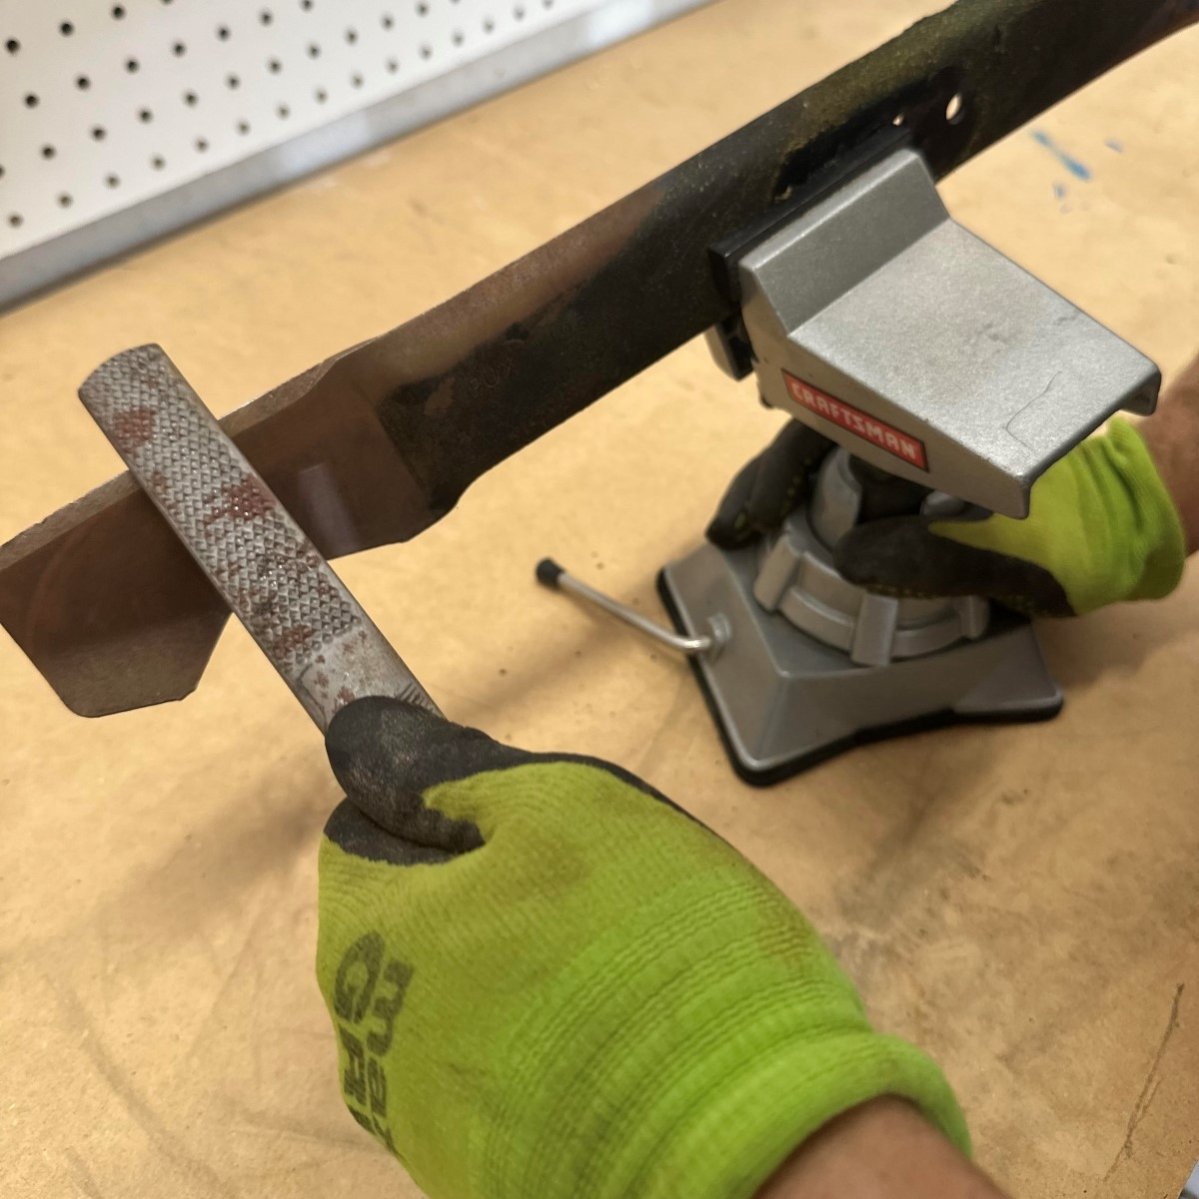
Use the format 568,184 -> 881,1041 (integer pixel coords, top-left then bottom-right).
2,0 -> 1196,716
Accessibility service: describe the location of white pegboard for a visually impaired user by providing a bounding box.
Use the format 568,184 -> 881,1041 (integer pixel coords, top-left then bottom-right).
0,0 -> 704,306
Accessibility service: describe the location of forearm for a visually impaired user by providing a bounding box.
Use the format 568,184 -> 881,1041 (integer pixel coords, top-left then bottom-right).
756,1099 -> 1008,1199
1140,351 -> 1199,555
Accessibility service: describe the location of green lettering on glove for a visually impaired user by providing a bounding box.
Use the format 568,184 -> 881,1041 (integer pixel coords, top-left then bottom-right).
316,698 -> 967,1199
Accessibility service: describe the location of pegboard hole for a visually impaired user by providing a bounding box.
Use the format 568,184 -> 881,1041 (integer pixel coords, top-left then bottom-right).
105,174 -> 121,188
5,38 -> 20,54
483,17 -> 495,32
346,28 -> 359,44
382,13 -> 395,29
227,73 -> 241,89
277,103 -> 291,118
111,5 -> 126,18
260,9 -> 274,25
420,44 -> 432,58
24,93 -> 39,108
385,57 -> 399,73
172,41 -> 187,56
60,22 -> 75,36
152,154 -> 166,169
139,107 -> 154,123
58,193 -> 73,207
417,2 -> 429,15
195,138 -> 209,153
308,42 -> 321,57
76,75 -> 91,90
238,120 -> 252,134
184,91 -> 199,106
514,5 -> 526,18
92,126 -> 107,140
8,214 -> 24,228
269,57 -> 283,72
315,87 -> 328,102
125,57 -> 140,73
452,30 -> 464,45
41,145 -> 56,160
217,25 -> 231,40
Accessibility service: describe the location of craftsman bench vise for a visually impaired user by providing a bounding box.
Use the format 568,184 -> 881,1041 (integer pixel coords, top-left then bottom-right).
543,138 -> 1159,783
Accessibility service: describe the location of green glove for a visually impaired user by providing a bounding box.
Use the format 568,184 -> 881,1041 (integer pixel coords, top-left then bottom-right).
710,418 -> 1185,617
317,698 -> 967,1199
836,419 -> 1185,615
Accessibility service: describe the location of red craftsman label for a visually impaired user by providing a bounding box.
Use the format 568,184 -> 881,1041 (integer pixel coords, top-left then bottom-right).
782,371 -> 928,471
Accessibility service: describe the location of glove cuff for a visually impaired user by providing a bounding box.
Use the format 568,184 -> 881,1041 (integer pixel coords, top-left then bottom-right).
633,1023 -> 967,1199
1109,418 -> 1188,602
487,867 -> 967,1199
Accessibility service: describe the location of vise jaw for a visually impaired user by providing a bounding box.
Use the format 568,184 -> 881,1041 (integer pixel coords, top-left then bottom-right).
708,144 -> 1158,516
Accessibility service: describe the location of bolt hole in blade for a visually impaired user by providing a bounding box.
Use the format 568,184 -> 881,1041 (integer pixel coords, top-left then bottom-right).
78,344 -> 440,731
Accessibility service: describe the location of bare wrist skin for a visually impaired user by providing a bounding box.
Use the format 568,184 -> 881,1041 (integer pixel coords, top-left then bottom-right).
755,1099 -> 1008,1199
1141,351 -> 1199,555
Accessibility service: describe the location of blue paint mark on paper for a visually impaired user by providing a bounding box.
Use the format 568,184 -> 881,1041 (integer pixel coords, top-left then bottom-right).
1031,129 -> 1092,180
1052,182 -> 1068,201
1105,137 -> 1124,153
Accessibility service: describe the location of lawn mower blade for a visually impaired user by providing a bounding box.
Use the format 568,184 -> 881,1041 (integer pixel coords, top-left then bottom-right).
1,0 -> 1195,717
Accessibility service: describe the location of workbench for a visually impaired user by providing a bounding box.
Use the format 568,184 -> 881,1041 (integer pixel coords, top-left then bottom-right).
3,2 -> 1197,1195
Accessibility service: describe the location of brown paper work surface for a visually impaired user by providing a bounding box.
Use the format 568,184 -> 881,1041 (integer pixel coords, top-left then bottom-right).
2,2 -> 1197,1196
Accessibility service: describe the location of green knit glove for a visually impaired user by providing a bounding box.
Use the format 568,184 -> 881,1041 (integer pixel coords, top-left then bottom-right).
317,698 -> 967,1199
834,419 -> 1185,616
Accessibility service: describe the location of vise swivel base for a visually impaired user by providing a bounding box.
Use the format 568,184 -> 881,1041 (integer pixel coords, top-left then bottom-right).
656,452 -> 1062,784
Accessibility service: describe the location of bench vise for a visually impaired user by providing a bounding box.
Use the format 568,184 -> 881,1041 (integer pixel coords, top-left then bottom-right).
543,138 -> 1159,783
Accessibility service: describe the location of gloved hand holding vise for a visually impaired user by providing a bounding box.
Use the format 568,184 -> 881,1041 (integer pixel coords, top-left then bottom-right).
709,357 -> 1199,618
